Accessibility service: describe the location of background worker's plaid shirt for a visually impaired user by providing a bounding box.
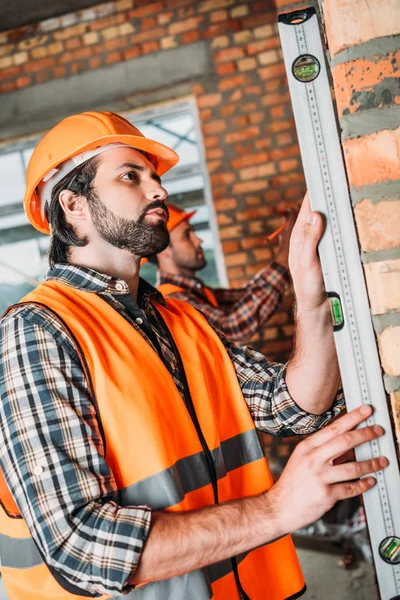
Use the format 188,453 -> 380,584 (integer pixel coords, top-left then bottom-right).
158,261 -> 290,342
0,264 -> 344,596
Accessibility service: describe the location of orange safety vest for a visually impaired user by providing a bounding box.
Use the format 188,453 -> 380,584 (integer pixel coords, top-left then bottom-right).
0,280 -> 305,600
158,282 -> 219,307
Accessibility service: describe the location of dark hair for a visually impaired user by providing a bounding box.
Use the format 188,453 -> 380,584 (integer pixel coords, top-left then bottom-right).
146,253 -> 159,266
45,157 -> 99,268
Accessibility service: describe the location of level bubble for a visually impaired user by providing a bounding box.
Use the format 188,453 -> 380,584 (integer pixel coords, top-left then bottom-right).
379,536 -> 400,564
292,54 -> 320,82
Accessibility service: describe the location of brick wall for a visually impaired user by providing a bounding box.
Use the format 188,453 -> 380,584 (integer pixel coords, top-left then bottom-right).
320,0 -> 400,445
0,0 -> 305,371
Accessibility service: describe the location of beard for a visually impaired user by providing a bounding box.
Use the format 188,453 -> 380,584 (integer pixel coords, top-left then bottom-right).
88,195 -> 170,257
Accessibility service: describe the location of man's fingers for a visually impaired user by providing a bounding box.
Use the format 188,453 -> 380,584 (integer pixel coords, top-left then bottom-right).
297,212 -> 324,269
318,424 -> 384,464
302,405 -> 374,451
325,456 -> 388,484
331,476 -> 377,501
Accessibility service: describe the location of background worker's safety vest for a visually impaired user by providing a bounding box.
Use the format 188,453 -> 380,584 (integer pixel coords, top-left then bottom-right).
0,280 -> 305,600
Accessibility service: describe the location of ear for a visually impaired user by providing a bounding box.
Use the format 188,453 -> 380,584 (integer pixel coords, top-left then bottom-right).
58,190 -> 89,224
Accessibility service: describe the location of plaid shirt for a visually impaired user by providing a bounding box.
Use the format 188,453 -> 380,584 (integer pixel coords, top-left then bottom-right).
159,261 -> 290,342
0,263 -> 344,596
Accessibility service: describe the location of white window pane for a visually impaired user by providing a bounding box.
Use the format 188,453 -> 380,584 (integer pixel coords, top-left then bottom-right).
0,152 -> 25,205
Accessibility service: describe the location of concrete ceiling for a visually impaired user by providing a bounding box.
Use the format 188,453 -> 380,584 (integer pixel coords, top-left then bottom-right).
0,0 -> 110,32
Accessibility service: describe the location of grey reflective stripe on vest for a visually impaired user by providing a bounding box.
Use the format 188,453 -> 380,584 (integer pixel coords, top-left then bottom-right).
0,533 -> 43,569
120,428 -> 264,509
111,569 -> 213,600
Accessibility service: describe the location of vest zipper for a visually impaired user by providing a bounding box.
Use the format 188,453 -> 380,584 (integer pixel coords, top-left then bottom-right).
153,306 -> 251,600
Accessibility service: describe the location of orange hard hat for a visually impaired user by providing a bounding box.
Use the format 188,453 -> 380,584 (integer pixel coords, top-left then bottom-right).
24,111 -> 180,234
166,203 -> 197,233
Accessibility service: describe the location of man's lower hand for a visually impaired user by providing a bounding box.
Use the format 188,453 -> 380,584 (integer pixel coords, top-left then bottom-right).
267,405 -> 388,535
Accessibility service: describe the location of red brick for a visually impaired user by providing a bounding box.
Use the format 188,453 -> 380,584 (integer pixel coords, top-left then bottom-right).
129,3 -> 163,18
0,65 -> 21,80
214,47 -> 245,62
206,147 -> 224,159
227,266 -> 245,280
261,91 -> 290,106
244,85 -> 262,96
211,172 -> 235,185
208,160 -> 222,173
354,199 -> 400,252
124,46 -> 140,60
66,37 -> 81,50
15,75 -> 31,88
276,132 -> 293,146
225,252 -> 248,267
283,186 -> 305,200
198,93 -> 221,108
182,30 -> 200,44
142,41 -> 159,53
254,248 -> 274,262
219,225 -> 243,239
271,173 -> 304,186
211,10 -> 228,22
203,120 -> 227,135
219,73 -> 251,91
249,111 -> 264,124
90,14 -> 125,31
343,128 -> 400,187
231,115 -> 250,128
215,198 -> 238,211
0,80 -> 16,92
279,158 -> 298,172
240,164 -> 276,180
332,52 -> 400,117
222,240 -> 240,253
242,12 -> 276,29
24,57 -> 55,73
378,326 -> 400,376
105,51 -> 121,64
204,135 -> 219,148
225,126 -> 259,143
52,65 -> 66,78
258,63 -> 286,80
158,12 -> 173,25
266,119 -> 295,133
192,83 -> 205,95
255,138 -> 273,150
199,108 -> 212,121
263,189 -> 282,202
217,212 -> 233,225
142,17 -> 156,30
231,152 -> 270,169
132,27 -> 165,43
364,259 -> 400,315
270,105 -> 285,119
169,17 -> 204,34
234,142 -> 255,155
204,19 -> 241,38
89,56 -> 102,69
233,180 -> 269,194
70,62 -> 85,75
216,61 -> 236,75
221,104 -> 235,117
72,47 -> 92,60
247,36 -> 281,55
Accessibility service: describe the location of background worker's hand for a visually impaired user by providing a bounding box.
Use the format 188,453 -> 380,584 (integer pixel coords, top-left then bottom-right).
267,405 -> 388,535
273,208 -> 297,270
288,192 -> 326,312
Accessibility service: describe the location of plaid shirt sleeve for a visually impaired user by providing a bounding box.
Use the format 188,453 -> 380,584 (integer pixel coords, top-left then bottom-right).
0,305 -> 151,597
222,338 -> 345,436
171,262 -> 290,342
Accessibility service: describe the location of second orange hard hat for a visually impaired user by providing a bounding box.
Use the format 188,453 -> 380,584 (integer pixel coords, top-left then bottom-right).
24,111 -> 179,234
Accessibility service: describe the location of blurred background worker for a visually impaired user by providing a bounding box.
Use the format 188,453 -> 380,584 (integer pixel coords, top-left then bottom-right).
150,203 -> 296,342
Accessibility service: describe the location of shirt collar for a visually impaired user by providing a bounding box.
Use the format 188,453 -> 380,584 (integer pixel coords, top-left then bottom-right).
46,263 -> 166,306
159,271 -> 206,294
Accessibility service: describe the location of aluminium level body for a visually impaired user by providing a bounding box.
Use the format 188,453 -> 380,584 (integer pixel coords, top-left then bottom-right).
278,8 -> 400,600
